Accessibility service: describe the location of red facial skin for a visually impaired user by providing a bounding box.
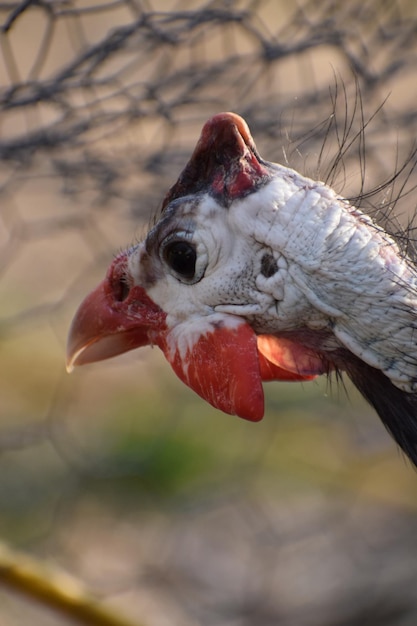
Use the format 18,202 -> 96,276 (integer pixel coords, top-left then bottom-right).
66,254 -> 167,369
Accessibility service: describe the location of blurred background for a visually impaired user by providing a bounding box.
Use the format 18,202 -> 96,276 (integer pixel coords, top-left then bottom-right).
1,1 -> 417,624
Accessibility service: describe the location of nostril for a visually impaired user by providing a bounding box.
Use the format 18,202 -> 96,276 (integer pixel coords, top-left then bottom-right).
108,253 -> 132,302
113,277 -> 130,302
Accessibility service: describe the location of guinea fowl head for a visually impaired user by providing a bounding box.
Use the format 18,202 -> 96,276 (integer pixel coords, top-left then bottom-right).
67,112 -> 322,420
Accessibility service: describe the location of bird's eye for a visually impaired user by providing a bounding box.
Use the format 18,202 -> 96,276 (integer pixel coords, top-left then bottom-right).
160,231 -> 208,284
162,240 -> 197,280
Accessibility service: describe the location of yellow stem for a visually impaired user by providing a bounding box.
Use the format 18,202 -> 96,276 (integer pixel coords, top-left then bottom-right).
0,541 -> 144,626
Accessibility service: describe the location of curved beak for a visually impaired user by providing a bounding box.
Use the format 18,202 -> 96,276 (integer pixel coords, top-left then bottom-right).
66,255 -> 166,372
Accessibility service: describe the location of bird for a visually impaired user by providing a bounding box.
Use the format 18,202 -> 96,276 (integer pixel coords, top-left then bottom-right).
67,112 -> 417,466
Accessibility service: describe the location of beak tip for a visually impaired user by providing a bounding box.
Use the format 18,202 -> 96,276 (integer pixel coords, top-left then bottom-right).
65,343 -> 88,373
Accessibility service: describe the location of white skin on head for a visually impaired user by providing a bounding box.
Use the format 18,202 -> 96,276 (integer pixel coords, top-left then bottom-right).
127,164 -> 417,392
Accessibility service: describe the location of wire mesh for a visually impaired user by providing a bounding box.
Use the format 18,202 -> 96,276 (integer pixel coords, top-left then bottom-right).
1,1 -> 417,624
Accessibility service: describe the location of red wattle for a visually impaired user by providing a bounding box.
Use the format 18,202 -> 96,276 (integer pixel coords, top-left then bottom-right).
158,322 -> 323,421
160,320 -> 265,421
257,335 -> 327,377
258,352 -> 316,382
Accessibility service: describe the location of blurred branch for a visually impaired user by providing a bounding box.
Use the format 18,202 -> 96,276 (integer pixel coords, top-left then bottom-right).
0,541 -> 144,626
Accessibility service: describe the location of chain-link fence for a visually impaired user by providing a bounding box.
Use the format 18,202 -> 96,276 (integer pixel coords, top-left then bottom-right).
1,1 -> 417,624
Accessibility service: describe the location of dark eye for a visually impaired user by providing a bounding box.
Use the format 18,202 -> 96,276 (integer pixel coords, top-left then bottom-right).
163,240 -> 197,280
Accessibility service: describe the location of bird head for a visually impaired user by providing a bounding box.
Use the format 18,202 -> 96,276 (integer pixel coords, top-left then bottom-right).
66,113 -> 323,420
